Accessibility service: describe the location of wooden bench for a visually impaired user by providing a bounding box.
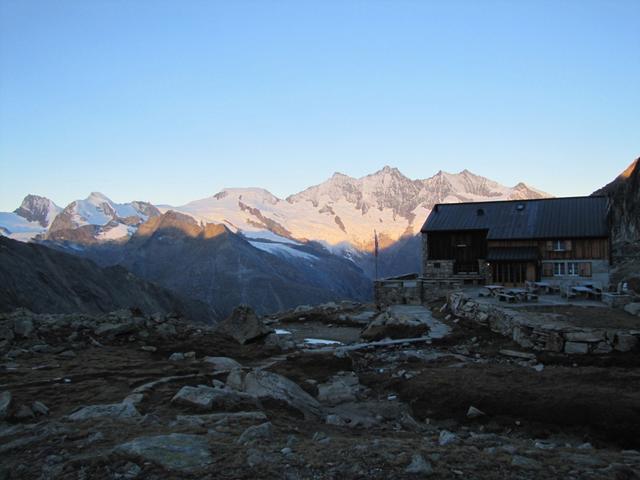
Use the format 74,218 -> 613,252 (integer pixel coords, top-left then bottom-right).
498,293 -> 516,303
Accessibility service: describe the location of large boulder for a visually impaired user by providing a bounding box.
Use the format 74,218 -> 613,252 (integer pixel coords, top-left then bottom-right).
227,368 -> 322,418
115,433 -> 213,472
215,306 -> 273,345
362,307 -> 431,341
171,385 -> 258,411
202,356 -> 242,372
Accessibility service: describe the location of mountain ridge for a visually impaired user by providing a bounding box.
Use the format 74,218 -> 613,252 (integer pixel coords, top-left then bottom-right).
0,167 -> 548,251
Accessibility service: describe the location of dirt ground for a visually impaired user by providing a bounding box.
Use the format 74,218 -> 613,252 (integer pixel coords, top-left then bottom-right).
1,303 -> 640,479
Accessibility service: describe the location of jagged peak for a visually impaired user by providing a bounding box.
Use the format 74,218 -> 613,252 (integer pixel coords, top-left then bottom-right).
86,191 -> 113,204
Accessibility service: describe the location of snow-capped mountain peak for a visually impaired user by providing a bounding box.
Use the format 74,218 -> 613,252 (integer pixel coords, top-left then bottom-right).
13,194 -> 61,228
0,167 -> 550,249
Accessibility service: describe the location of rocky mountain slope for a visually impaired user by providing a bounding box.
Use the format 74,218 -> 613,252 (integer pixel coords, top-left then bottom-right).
0,195 -> 61,241
47,192 -> 160,244
594,157 -> 640,245
70,211 -> 371,317
0,168 -> 547,252
0,236 -> 215,322
176,167 -> 549,252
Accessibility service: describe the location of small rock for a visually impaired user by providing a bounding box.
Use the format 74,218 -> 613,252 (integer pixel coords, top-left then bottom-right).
280,447 -> 293,455
623,302 -> 640,316
120,462 -> 142,479
68,402 -> 140,421
0,391 -> 11,419
14,404 -> 34,419
317,372 -> 361,405
141,346 -> 157,352
438,430 -> 459,446
246,448 -> 268,467
577,442 -> 593,450
237,422 -> 273,445
13,318 -> 34,338
466,406 -> 485,419
511,455 -> 541,469
58,350 -> 76,359
312,431 -> 331,444
532,363 -> 544,372
499,349 -> 536,360
534,440 -> 556,450
405,454 -> 433,475
169,352 -> 185,361
32,400 -> 49,416
184,351 -> 196,359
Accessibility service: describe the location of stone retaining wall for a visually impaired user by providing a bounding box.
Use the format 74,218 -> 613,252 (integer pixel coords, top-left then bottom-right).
374,277 -> 461,308
447,292 -> 640,354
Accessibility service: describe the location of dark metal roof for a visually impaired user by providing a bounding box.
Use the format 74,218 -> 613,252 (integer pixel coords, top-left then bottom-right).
487,247 -> 539,261
421,196 -> 609,239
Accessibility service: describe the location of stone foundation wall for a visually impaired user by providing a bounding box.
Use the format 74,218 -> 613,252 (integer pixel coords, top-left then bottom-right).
447,292 -> 640,354
374,279 -> 422,306
423,260 -> 455,279
375,277 -> 461,307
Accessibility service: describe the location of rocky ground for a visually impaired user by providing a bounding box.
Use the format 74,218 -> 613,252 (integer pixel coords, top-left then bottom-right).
1,302 -> 639,479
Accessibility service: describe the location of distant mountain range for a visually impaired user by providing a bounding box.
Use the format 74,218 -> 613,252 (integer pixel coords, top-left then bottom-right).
1,167 -> 548,249
0,166 -> 553,316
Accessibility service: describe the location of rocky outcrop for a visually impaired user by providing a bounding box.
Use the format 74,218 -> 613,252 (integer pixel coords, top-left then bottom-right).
215,306 -> 273,344
227,368 -> 322,419
594,158 -> 640,244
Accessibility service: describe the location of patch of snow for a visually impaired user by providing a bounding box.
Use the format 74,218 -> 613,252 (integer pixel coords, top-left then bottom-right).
304,338 -> 343,345
0,212 -> 46,240
249,241 -> 318,260
275,329 -> 292,335
242,229 -> 299,245
96,223 -> 135,240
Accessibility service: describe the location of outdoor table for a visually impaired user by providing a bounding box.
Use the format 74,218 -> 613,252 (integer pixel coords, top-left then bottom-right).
484,285 -> 504,297
532,281 -> 552,293
571,286 -> 592,299
506,288 -> 528,301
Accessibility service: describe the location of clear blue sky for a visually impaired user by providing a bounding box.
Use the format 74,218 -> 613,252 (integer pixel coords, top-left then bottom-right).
1,0 -> 638,210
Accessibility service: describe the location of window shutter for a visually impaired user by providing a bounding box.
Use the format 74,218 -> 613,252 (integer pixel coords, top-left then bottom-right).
565,240 -> 572,251
546,241 -> 553,251
579,262 -> 592,277
542,263 -> 553,277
